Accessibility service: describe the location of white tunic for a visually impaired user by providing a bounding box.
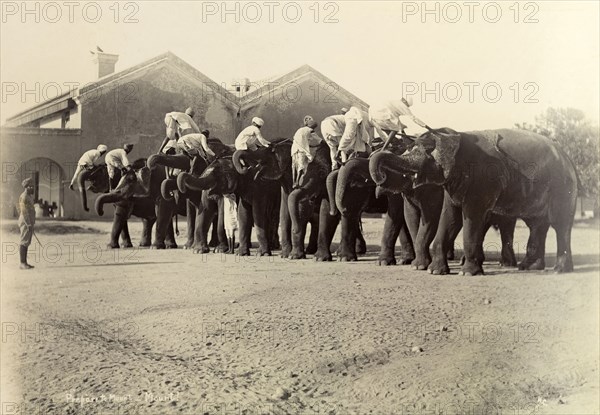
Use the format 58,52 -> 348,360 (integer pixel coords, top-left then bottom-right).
235,125 -> 270,150
223,194 -> 238,238
165,112 -> 200,139
77,149 -> 103,167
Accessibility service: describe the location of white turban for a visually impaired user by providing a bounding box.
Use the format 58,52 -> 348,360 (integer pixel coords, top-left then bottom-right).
252,117 -> 264,127
97,144 -> 108,152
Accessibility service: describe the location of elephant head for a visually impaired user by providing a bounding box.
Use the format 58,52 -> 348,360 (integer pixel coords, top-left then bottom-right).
370,128 -> 459,192
178,157 -> 238,199
232,140 -> 292,183
78,165 -> 109,212
94,166 -> 146,216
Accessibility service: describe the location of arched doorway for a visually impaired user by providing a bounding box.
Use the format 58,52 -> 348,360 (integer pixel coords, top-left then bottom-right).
16,158 -> 65,218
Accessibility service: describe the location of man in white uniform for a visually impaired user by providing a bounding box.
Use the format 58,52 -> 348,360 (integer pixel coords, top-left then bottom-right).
69,144 -> 108,190
291,119 -> 322,188
235,117 -> 271,180
105,144 -> 133,190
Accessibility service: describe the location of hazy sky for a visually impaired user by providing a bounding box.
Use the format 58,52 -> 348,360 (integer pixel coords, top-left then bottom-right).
1,1 -> 598,130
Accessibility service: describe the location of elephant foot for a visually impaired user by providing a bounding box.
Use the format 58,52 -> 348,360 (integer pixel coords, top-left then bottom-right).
237,248 -> 251,256
214,243 -> 229,253
428,258 -> 450,275
280,247 -> 291,258
139,241 -> 151,248
271,240 -> 282,250
152,242 -> 166,250
411,256 -> 431,271
314,250 -> 332,262
166,242 -> 178,249
553,256 -> 573,273
378,257 -> 396,266
208,239 -> 218,248
122,242 -> 134,249
459,262 -> 484,276
107,242 -> 120,249
519,258 -> 545,271
290,250 -> 306,260
399,257 -> 414,265
258,250 -> 272,257
305,244 -> 317,255
338,253 -> 357,262
193,246 -> 210,254
500,258 -> 518,267
356,242 -> 367,255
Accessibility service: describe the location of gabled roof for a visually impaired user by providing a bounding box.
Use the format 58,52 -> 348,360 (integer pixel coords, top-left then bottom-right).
238,64 -> 369,111
5,55 -> 369,127
5,52 -> 239,126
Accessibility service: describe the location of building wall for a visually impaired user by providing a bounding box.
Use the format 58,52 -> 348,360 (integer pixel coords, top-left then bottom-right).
0,128 -> 84,219
80,65 -> 237,158
239,76 -> 357,140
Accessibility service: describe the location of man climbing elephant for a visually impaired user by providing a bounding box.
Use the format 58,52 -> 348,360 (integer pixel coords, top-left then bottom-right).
69,144 -> 108,190
291,116 -> 322,188
105,143 -> 134,190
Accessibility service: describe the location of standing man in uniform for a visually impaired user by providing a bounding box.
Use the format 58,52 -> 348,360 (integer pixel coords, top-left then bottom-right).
18,178 -> 36,270
69,144 -> 108,190
105,143 -> 134,190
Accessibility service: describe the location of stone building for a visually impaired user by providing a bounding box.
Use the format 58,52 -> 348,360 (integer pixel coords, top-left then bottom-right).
1,51 -> 367,219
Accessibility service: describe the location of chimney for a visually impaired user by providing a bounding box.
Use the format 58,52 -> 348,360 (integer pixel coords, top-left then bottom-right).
93,52 -> 119,78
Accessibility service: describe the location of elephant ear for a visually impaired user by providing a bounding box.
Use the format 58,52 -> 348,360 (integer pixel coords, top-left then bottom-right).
430,130 -> 461,179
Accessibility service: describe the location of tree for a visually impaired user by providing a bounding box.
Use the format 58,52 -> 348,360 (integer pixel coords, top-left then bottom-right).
516,107 -> 599,196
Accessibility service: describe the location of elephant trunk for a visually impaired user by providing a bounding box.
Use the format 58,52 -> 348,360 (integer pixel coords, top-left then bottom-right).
232,150 -> 250,175
146,153 -> 161,170
161,179 -> 177,201
78,169 -> 91,212
177,171 -> 216,193
369,151 -> 413,194
326,170 -> 339,216
288,187 -> 308,231
95,192 -> 123,216
334,166 -> 352,216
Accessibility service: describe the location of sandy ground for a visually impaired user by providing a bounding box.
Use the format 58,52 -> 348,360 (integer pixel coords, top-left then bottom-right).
1,217 -> 599,415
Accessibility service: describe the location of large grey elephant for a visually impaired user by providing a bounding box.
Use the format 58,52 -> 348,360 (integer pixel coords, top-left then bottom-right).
370,127 -> 578,275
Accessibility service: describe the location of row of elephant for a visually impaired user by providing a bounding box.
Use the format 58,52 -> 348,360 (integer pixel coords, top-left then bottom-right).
78,126 -> 578,275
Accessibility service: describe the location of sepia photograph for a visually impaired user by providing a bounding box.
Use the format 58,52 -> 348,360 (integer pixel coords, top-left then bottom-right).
1,1 -> 599,414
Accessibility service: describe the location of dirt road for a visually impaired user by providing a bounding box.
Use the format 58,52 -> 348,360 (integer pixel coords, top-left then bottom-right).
1,219 -> 598,414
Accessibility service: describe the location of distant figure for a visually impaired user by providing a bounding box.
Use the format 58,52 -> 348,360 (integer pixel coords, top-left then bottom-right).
50,201 -> 58,218
223,194 -> 238,254
18,178 -> 35,269
105,144 -> 134,190
69,144 -> 108,190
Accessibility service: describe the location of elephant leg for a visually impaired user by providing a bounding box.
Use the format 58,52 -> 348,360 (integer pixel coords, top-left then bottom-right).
519,217 -> 549,271
237,199 -> 253,256
459,205 -> 489,276
153,199 -> 175,250
185,200 -> 196,249
429,194 -> 463,275
192,205 -> 209,254
553,221 -> 573,273
356,220 -> 367,255
496,216 -> 517,267
120,220 -> 133,248
208,214 -> 219,248
412,188 -> 443,270
314,198 -> 339,262
279,188 -> 292,257
252,193 -> 272,256
305,212 -> 319,255
338,213 -> 359,262
139,216 -> 155,247
165,220 -> 178,249
378,193 -> 405,266
403,196 -> 421,265
109,206 -> 129,249
270,191 -> 282,251
214,197 -> 229,253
